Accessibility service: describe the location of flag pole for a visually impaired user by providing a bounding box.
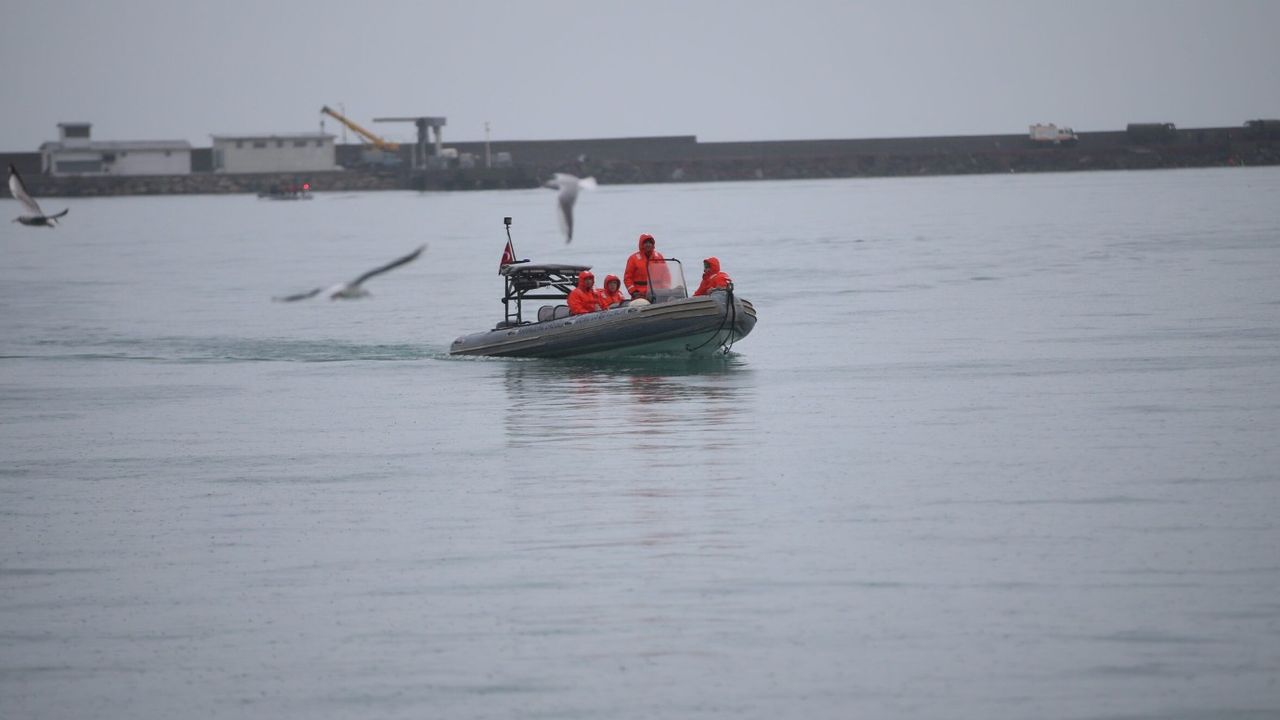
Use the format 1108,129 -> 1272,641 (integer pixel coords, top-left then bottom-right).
500,216 -> 515,274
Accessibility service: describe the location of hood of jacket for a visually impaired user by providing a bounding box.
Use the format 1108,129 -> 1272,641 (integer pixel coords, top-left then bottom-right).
602,274 -> 621,292
637,233 -> 655,254
576,270 -> 595,290
702,256 -> 721,277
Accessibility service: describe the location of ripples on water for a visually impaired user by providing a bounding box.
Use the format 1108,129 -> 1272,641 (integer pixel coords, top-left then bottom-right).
2,169 -> 1279,719
11,335 -> 444,363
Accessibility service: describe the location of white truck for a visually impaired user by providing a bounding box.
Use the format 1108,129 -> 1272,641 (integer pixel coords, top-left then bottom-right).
1029,123 -> 1078,145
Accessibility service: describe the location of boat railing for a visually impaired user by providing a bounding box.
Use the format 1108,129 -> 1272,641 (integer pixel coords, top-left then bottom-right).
498,263 -> 590,326
641,258 -> 688,303
494,258 -> 689,327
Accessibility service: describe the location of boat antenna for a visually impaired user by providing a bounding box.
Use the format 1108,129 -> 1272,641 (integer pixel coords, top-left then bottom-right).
502,216 -> 527,264
500,216 -> 528,272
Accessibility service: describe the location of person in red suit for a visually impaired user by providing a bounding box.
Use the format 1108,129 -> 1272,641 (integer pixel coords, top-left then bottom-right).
623,233 -> 669,301
693,256 -> 733,296
596,274 -> 625,309
567,271 -> 605,315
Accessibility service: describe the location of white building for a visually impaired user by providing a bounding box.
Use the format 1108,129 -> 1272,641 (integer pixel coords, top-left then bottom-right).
211,133 -> 338,173
40,123 -> 192,176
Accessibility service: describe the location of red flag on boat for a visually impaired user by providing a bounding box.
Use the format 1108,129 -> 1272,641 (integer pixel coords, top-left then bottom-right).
499,237 -> 515,272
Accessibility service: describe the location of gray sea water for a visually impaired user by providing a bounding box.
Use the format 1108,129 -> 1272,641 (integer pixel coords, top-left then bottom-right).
3,167 -> 1279,720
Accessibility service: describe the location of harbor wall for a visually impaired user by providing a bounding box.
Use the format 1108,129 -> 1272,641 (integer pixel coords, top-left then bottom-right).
5,126 -> 1278,197
1,166 -> 409,197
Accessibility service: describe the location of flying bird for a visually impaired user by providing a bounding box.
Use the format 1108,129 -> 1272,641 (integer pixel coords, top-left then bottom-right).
273,244 -> 427,301
543,173 -> 596,243
8,164 -> 69,227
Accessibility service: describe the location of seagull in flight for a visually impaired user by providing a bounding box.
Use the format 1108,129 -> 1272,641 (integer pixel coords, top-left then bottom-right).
273,244 -> 427,301
8,164 -> 69,227
543,173 -> 596,243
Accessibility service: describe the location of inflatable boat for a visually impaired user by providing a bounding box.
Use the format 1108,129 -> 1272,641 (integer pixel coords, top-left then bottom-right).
449,260 -> 756,359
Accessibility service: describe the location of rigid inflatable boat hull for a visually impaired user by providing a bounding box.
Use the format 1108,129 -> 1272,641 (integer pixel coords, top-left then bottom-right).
450,292 -> 756,359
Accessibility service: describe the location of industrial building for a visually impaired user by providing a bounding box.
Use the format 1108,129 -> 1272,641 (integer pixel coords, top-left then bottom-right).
210,133 -> 338,174
40,123 -> 192,176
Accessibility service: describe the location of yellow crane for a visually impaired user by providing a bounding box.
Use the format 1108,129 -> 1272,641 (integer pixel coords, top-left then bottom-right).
320,105 -> 400,151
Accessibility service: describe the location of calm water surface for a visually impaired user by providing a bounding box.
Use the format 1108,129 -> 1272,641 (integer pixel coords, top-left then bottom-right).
3,168 -> 1279,719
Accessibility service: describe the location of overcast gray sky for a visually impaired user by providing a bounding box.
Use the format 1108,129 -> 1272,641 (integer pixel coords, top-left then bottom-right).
3,0 -> 1278,150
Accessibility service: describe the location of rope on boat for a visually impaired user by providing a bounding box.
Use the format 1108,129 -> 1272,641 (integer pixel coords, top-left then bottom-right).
685,282 -> 737,355
721,284 -> 739,355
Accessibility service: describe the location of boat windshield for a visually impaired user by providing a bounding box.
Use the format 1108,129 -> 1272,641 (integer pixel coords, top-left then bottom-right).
645,258 -> 688,303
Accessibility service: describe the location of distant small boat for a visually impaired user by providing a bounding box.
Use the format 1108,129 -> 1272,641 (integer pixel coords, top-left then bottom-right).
258,182 -> 313,200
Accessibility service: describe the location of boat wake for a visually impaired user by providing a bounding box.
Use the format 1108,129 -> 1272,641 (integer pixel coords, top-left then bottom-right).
15,336 -> 449,363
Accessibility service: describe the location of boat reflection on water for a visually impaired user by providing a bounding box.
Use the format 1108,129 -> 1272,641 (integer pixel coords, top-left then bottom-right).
501,356 -> 754,455
499,356 -> 758,557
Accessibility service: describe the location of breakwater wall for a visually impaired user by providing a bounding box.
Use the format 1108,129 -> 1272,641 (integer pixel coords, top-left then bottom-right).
499,127 -> 1279,186
5,126 -> 1278,197
6,168 -> 409,198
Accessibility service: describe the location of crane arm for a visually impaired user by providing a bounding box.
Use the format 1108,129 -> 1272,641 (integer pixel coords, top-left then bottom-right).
320,106 -> 400,151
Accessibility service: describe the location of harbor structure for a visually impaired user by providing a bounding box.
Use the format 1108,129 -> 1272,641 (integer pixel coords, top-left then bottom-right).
40,123 -> 191,176
210,132 -> 338,173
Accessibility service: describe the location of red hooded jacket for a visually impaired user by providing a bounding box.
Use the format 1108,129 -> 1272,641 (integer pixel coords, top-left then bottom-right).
623,233 -> 669,299
693,256 -> 732,296
596,274 -> 625,309
567,271 -> 605,315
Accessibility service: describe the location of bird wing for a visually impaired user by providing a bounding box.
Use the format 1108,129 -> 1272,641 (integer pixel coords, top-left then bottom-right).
47,208 -> 69,220
557,191 -> 575,242
554,174 -> 589,243
273,287 -> 323,302
8,164 -> 44,216
556,177 -> 580,202
350,244 -> 427,287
